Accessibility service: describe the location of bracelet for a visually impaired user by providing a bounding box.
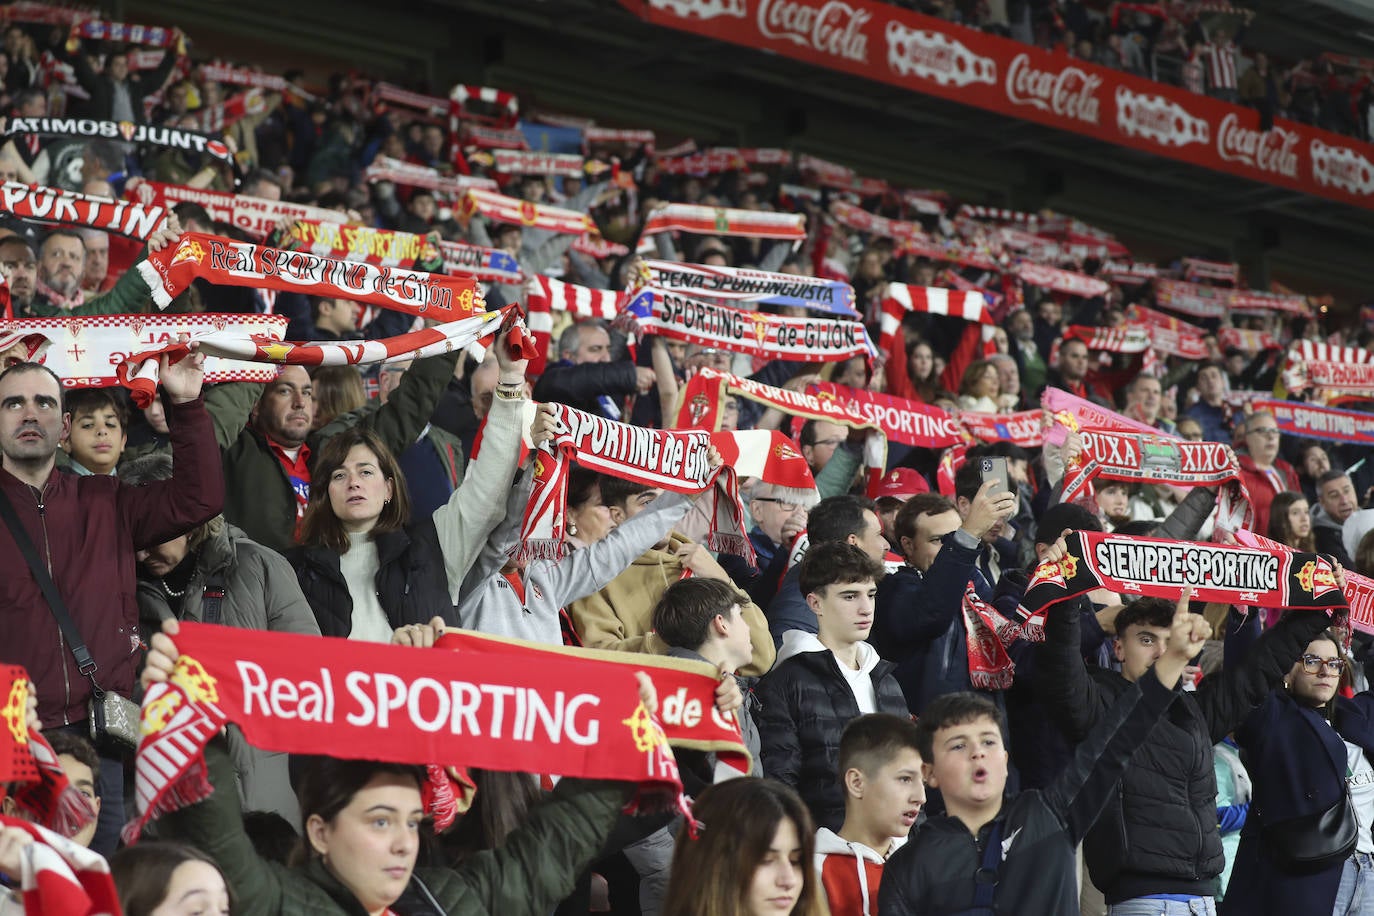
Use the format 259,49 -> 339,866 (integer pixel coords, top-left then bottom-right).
494,383 -> 524,401
497,374 -> 525,386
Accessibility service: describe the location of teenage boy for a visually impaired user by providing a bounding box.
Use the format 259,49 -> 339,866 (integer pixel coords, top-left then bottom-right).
879,581 -> 1210,915
61,389 -> 127,475
757,542 -> 908,831
652,576 -> 762,781
816,714 -> 925,916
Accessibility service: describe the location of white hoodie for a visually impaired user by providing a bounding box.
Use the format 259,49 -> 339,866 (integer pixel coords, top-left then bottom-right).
777,630 -> 882,713
813,827 -> 908,916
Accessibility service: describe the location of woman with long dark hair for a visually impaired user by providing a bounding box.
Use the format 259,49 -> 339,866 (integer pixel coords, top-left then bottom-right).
1222,626 -> 1374,916
1267,490 -> 1317,552
662,778 -> 826,916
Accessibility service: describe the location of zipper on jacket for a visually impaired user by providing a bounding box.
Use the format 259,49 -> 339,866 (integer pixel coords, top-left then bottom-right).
35,485 -> 71,725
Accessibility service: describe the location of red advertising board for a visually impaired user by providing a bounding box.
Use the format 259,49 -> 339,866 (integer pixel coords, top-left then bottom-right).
619,0 -> 1374,212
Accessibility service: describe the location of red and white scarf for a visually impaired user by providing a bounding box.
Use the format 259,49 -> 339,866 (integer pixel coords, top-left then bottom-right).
960,410 -> 1045,449
131,181 -> 345,241
1181,257 -> 1240,284
0,313 -> 286,391
193,88 -> 268,134
1061,428 -> 1251,531
1228,288 -> 1310,317
1218,327 -> 1281,352
521,403 -> 750,563
1154,278 -> 1232,320
199,61 -> 313,97
438,239 -> 523,284
1014,262 -> 1110,298
491,150 -> 586,178
363,157 -> 497,195
282,219 -> 437,269
138,233 -> 483,321
1281,340 -> 1374,398
626,288 -> 873,364
524,276 -> 622,375
0,667 -> 96,838
118,310 -> 514,408
829,200 -> 926,244
460,123 -> 529,150
642,204 -> 805,241
677,367 -> 880,435
0,815 -> 118,916
1102,260 -> 1162,284
584,126 -> 656,150
371,83 -> 449,118
449,83 -> 520,125
879,284 -> 991,355
655,150 -> 747,176
708,430 -> 817,504
1235,529 -> 1374,636
1064,324 -> 1153,354
804,380 -> 966,450
125,622 -> 751,842
963,584 -> 1019,691
460,188 -> 593,235
0,182 -> 167,239
1041,385 -> 1173,447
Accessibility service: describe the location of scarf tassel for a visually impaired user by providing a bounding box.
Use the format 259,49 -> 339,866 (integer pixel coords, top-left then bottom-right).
121,762 -> 212,845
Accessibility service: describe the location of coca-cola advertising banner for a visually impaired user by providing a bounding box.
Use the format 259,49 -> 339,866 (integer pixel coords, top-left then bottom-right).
621,0 -> 1374,212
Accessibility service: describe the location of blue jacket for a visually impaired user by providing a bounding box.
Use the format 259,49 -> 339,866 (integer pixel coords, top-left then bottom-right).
1221,689 -> 1374,915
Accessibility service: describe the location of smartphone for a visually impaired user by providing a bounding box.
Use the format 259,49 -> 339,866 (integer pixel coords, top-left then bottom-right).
980,457 -> 1011,496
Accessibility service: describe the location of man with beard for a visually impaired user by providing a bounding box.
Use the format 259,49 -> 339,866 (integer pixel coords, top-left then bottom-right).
23,229 -> 151,317
0,236 -> 38,317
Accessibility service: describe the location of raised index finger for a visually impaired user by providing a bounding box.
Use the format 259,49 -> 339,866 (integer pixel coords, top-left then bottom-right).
1175,586 -> 1195,622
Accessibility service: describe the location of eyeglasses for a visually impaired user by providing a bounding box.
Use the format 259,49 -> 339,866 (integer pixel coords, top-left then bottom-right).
1247,428 -> 1281,438
1300,654 -> 1344,675
752,498 -> 800,510
812,438 -> 845,449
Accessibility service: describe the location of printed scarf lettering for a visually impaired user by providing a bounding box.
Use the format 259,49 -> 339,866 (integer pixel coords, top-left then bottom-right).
521,402 -> 751,564
284,219 -> 437,270
1234,529 -> 1374,636
137,232 -> 483,321
5,118 -> 232,166
1253,398 -> 1374,447
1019,531 -> 1345,639
126,623 -> 752,842
0,182 -> 166,240
639,259 -> 857,317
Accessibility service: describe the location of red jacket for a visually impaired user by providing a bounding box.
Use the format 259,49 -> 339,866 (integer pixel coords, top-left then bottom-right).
0,397 -> 223,726
814,828 -> 907,916
1237,455 -> 1300,538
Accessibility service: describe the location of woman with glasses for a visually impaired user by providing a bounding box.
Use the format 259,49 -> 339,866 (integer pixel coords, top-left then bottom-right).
1221,622 -> 1374,916
1236,410 -> 1301,537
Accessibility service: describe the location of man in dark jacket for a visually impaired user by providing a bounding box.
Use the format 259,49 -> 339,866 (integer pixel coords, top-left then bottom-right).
870,482 -> 1017,715
1038,586 -> 1334,911
880,584 -> 1210,915
221,350 -> 463,554
531,319 -> 653,421
757,543 -> 908,831
66,43 -> 182,124
0,352 -> 222,856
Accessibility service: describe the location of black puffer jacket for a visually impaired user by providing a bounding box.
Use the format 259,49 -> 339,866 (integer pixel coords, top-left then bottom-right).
1037,601 -> 1331,903
756,633 -> 909,830
287,519 -> 457,637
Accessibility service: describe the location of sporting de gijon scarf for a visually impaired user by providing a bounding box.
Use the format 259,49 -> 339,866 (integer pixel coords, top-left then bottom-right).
959,409 -> 1045,448
0,667 -> 96,839
137,232 -> 483,321
804,380 -> 966,450
124,623 -> 750,842
1252,398 -> 1374,447
437,239 -> 522,284
519,402 -> 751,564
1060,427 -> 1252,532
1018,531 -> 1347,640
0,182 -> 168,240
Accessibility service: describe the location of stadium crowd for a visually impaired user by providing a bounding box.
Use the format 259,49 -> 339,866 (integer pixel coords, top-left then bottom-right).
0,3 -> 1373,916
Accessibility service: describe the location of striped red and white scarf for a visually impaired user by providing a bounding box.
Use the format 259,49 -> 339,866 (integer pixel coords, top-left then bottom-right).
878,284 -> 991,356
642,204 -> 805,241
1281,340 -> 1374,398
521,403 -> 750,563
363,157 -> 497,195
0,815 -> 118,916
0,667 -> 96,838
524,276 -> 622,375
449,83 -> 520,125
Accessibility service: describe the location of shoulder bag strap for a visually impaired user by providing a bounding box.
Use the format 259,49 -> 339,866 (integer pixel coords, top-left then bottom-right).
201,571 -> 227,625
970,818 -> 1006,913
0,483 -> 98,678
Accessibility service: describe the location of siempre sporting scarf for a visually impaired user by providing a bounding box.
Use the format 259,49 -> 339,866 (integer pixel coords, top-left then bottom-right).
459,188 -> 593,235
1020,532 -> 1346,638
1060,428 -> 1252,531
0,815 -> 119,916
138,233 -> 483,320
282,219 -> 438,270
1254,398 -> 1374,447
520,403 -> 751,563
624,288 -> 873,364
117,311 -> 513,408
125,623 -> 751,842
0,667 -> 96,838
805,380 -> 966,450
0,182 -> 167,240
642,204 -> 806,241
1234,529 -> 1374,636
638,259 -> 858,317
0,313 -> 286,390
5,118 -> 232,167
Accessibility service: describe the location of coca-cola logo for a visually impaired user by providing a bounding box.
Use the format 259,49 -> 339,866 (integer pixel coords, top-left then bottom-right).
1115,86 -> 1208,148
757,0 -> 870,63
1005,53 -> 1101,125
646,0 -> 746,20
1216,114 -> 1298,178
886,20 -> 996,87
1310,139 -> 1374,196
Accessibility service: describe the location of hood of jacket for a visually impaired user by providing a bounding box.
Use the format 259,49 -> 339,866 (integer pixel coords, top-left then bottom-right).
776,629 -> 881,673
813,827 -> 906,862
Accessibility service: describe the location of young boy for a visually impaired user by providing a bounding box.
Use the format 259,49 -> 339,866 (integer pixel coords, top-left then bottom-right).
816,714 -> 925,916
878,584 -> 1210,915
757,542 -> 909,830
652,577 -> 762,782
62,388 -> 127,475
